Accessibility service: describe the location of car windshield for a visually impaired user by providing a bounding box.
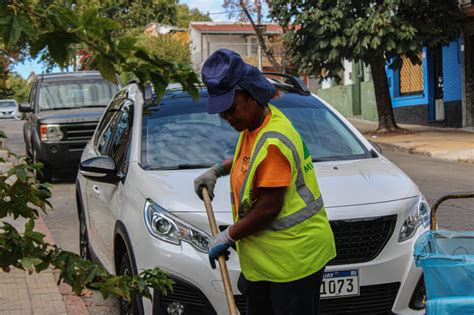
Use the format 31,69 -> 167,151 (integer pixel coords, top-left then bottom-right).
141,90 -> 371,170
0,101 -> 16,108
38,80 -> 117,110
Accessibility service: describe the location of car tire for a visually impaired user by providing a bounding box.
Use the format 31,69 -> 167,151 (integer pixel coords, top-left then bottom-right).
119,251 -> 143,315
78,208 -> 91,260
32,149 -> 52,182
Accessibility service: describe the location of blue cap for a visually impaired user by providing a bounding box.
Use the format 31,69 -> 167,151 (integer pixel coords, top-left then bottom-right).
202,49 -> 276,114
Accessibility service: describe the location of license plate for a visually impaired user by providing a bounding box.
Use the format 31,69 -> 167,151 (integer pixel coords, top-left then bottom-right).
320,270 -> 359,298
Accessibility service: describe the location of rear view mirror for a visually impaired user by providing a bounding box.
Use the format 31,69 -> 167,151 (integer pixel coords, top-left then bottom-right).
19,103 -> 32,113
79,156 -> 119,184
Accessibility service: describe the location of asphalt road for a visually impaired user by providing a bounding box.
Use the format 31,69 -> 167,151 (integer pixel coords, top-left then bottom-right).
1,119 -> 473,313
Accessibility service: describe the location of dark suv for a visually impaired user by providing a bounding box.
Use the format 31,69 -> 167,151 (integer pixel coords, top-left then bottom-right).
20,71 -> 118,181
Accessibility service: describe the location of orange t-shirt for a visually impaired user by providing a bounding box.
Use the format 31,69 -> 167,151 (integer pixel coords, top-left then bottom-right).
231,112 -> 291,212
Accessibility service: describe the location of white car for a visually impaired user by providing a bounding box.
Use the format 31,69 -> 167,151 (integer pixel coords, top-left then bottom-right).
0,99 -> 19,119
76,76 -> 428,315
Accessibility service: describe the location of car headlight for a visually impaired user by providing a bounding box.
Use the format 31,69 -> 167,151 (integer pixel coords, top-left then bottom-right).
40,124 -> 64,141
144,200 -> 210,253
398,197 -> 430,242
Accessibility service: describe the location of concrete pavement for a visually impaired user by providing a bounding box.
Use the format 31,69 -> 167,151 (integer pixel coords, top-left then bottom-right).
348,118 -> 474,164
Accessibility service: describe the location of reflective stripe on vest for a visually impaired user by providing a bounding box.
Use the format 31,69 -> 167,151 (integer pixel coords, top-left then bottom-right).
237,131 -> 324,231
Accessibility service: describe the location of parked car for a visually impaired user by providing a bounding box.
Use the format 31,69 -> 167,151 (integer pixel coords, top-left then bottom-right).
20,71 -> 118,181
76,76 -> 428,315
0,99 -> 19,119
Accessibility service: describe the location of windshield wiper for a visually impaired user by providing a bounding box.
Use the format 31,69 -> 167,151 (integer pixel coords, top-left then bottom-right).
78,105 -> 107,108
41,107 -> 77,111
146,163 -> 213,170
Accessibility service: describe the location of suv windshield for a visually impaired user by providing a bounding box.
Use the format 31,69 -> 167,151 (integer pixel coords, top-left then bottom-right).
38,80 -> 117,110
0,101 -> 16,108
141,90 -> 371,170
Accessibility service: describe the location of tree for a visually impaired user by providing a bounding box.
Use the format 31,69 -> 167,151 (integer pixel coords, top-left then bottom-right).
0,131 -> 172,301
0,0 -> 198,97
223,0 -> 282,71
269,0 -> 464,132
176,3 -> 212,28
5,72 -> 31,103
0,0 -> 200,302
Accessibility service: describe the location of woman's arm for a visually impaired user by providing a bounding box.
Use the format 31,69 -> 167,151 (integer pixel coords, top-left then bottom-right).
228,186 -> 286,241
220,158 -> 233,176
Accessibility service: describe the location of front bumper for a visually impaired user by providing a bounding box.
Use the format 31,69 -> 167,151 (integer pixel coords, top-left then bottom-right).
0,111 -> 16,119
133,197 -> 427,315
38,141 -> 88,169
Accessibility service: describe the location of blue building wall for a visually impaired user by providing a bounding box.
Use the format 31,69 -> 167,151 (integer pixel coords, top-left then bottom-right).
384,38 -> 462,127
387,48 -> 430,108
442,38 -> 462,102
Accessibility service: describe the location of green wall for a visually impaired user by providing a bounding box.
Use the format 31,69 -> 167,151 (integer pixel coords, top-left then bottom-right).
361,81 -> 378,121
317,85 -> 355,117
317,80 -> 378,122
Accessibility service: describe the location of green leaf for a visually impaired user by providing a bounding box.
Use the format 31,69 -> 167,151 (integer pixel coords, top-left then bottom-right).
96,54 -> 117,83
2,14 -> 22,48
21,257 -> 42,272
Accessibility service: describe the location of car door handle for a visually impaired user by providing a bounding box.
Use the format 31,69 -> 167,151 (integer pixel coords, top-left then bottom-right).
92,185 -> 101,195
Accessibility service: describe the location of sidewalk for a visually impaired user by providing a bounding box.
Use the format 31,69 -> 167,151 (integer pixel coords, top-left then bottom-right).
348,118 -> 474,164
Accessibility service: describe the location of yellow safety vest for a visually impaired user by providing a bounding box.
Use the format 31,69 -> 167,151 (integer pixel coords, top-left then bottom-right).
230,105 -> 336,282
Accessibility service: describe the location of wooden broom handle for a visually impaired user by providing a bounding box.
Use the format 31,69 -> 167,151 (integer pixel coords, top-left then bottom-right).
202,187 -> 238,315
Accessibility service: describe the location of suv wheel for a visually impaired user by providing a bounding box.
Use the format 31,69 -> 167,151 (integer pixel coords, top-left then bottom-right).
32,149 -> 52,182
119,252 -> 143,315
79,209 -> 91,260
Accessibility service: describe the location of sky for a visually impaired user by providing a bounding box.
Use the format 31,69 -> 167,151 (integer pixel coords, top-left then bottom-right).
12,0 -> 232,79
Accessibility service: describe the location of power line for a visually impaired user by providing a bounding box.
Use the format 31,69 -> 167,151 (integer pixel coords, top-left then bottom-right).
207,9 -> 243,15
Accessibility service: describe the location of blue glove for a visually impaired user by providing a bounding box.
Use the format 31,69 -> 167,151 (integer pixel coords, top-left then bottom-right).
208,226 -> 235,269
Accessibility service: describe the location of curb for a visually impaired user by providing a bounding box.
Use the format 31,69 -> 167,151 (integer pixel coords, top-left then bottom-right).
35,216 -> 90,315
371,140 -> 474,164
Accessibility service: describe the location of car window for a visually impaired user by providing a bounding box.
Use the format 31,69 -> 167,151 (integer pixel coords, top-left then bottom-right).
0,101 -> 16,108
94,95 -> 124,148
141,96 -> 238,170
38,80 -> 117,110
97,111 -> 121,155
108,100 -> 133,173
141,90 -> 371,170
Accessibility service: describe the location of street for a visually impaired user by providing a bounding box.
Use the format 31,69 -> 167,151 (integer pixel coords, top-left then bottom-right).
1,118 -> 473,313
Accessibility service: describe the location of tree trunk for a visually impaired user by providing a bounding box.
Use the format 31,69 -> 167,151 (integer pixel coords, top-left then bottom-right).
369,53 -> 400,132
240,0 -> 282,71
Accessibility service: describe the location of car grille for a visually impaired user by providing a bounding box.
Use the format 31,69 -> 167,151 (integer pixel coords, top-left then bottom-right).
329,215 -> 397,265
234,282 -> 400,315
62,123 -> 97,141
153,276 -> 216,315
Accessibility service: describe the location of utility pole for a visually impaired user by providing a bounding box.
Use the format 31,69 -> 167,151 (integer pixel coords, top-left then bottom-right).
256,0 -> 263,71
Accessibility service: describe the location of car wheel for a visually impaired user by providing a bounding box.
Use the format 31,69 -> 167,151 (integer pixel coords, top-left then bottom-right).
78,208 -> 91,260
32,149 -> 52,182
119,251 -> 143,315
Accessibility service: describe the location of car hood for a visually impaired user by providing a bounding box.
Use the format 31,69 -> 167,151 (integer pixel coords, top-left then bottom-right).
0,106 -> 16,111
37,107 -> 105,124
138,157 -> 420,215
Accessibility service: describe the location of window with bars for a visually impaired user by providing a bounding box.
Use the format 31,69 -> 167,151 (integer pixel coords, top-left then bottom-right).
399,53 -> 424,96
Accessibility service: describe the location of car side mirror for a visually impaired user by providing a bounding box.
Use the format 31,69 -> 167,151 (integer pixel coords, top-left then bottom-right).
19,103 -> 32,113
79,156 -> 119,184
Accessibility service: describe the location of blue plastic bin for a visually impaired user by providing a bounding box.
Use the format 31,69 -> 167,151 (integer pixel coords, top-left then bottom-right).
414,230 -> 474,314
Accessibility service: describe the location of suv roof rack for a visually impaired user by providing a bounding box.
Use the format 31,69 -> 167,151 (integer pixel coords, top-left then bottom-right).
262,72 -> 311,96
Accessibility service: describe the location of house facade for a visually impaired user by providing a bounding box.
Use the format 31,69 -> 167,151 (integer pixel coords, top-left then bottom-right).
189,22 -> 284,72
318,36 -> 469,128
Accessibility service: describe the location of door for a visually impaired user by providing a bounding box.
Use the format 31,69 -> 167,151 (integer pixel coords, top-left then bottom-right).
433,47 -> 444,121
86,98 -> 133,270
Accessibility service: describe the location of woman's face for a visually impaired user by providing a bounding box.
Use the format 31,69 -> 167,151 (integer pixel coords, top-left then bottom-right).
219,91 -> 259,132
